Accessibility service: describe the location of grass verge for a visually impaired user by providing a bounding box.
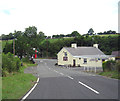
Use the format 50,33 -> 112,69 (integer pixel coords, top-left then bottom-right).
99,71 -> 120,79
2,63 -> 37,99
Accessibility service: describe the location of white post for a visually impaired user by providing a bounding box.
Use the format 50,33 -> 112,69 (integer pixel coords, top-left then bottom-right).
84,66 -> 85,71
95,67 -> 96,73
87,67 -> 89,72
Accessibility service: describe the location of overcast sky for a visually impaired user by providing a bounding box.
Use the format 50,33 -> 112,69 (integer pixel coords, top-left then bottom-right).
0,0 -> 119,36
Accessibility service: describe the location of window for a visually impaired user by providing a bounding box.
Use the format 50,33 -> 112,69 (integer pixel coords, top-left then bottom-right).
64,52 -> 67,56
83,58 -> 87,64
63,57 -> 68,61
98,58 -> 100,60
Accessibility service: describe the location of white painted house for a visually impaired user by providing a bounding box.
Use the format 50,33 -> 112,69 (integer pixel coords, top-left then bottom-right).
57,43 -> 109,69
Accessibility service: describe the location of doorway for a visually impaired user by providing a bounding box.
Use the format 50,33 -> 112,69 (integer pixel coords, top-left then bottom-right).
73,59 -> 76,67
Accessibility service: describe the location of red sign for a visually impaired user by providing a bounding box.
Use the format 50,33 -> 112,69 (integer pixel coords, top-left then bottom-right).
35,50 -> 37,58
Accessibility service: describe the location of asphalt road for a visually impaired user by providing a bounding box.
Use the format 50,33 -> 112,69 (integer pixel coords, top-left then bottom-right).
25,59 -> 118,100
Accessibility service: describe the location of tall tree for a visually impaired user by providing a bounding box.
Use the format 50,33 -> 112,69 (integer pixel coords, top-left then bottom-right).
71,31 -> 80,37
88,28 -> 94,35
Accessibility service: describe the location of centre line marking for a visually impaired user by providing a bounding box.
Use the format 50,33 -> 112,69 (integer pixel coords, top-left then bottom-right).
60,73 -> 64,75
67,76 -> 74,80
78,81 -> 99,94
54,70 -> 57,72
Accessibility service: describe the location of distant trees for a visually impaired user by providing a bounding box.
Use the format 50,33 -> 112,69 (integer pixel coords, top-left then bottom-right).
52,31 -> 80,38
97,30 -> 117,35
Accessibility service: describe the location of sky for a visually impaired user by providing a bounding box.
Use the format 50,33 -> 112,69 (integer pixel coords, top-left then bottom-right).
0,0 -> 119,36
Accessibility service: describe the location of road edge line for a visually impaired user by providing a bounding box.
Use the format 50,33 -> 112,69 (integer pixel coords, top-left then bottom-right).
21,77 -> 40,101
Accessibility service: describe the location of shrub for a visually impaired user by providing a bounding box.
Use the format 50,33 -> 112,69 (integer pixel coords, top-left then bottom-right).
22,57 -> 31,63
102,60 -> 116,72
2,52 -> 21,76
115,60 -> 120,72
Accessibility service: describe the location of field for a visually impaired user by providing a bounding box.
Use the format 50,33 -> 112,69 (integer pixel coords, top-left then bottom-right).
98,34 -> 119,37
41,37 -> 74,44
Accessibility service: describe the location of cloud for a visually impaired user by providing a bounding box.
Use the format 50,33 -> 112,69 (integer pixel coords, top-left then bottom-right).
2,9 -> 11,15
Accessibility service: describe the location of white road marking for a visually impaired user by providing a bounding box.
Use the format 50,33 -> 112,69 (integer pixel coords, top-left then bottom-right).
60,72 -> 64,75
21,78 -> 40,101
78,81 -> 99,94
55,70 -> 58,73
67,76 -> 74,80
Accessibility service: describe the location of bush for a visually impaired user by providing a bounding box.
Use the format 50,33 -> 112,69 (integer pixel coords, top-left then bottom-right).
22,57 -> 31,63
2,52 -> 21,76
115,61 -> 120,72
102,60 -> 116,72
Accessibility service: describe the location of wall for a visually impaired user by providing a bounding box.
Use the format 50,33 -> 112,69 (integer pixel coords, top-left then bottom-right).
57,48 -> 73,66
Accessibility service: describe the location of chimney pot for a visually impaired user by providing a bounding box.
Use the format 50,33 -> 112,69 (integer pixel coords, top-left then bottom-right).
71,43 -> 77,48
93,44 -> 99,48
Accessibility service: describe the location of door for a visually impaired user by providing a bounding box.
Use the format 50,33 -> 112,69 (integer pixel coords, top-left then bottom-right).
73,59 -> 76,67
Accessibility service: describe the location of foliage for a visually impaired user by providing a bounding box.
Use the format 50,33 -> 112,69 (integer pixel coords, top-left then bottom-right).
115,61 -> 120,72
1,26 -> 119,58
22,57 -> 32,63
3,41 -> 13,54
2,52 -> 21,76
102,60 -> 116,72
97,30 -> 117,35
88,28 -> 94,35
101,60 -> 120,79
2,57 -> 37,99
52,31 -> 80,38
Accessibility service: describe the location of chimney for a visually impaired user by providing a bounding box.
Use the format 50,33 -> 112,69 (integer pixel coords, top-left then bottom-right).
71,43 -> 77,48
93,44 -> 99,48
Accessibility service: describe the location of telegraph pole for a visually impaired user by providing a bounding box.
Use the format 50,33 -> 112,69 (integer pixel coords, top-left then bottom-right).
13,35 -> 15,55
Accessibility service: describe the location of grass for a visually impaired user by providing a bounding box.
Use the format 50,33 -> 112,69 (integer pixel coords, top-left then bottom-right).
99,71 -> 120,79
2,62 -> 37,100
41,37 -> 74,44
98,34 -> 119,37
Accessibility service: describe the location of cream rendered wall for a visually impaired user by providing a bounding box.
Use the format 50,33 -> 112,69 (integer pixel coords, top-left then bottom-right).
76,58 -> 102,67
57,48 -> 73,66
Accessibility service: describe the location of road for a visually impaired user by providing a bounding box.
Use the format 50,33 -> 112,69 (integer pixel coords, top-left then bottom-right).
25,59 -> 118,100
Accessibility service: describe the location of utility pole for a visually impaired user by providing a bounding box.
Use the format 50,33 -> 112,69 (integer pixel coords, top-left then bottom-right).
13,35 -> 15,55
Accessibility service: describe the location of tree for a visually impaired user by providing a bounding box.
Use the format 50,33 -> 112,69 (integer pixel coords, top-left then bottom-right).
88,28 -> 94,35
71,31 -> 80,37
38,31 -> 45,39
14,30 -> 23,38
24,26 -> 37,38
